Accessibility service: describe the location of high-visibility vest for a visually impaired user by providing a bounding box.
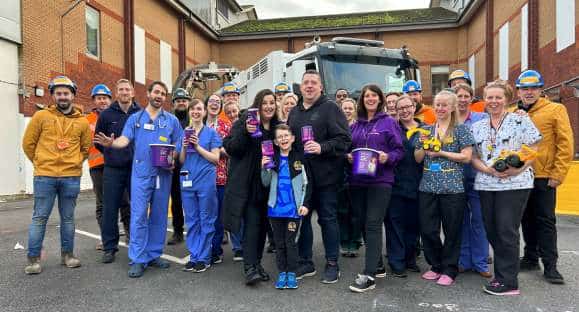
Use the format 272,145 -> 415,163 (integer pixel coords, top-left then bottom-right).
86,111 -> 104,168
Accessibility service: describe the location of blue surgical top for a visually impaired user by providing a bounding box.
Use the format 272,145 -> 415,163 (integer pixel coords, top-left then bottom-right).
177,125 -> 222,188
122,109 -> 183,178
269,156 -> 299,219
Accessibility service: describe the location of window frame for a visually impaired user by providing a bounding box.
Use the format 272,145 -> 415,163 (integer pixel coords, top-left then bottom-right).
430,65 -> 450,96
217,0 -> 229,20
85,5 -> 101,60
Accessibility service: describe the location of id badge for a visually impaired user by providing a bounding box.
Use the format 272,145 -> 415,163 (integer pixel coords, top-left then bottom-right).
429,162 -> 442,172
155,176 -> 160,189
182,180 -> 193,188
144,123 -> 155,131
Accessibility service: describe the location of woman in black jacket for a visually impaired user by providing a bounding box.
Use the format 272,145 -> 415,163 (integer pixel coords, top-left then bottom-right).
222,89 -> 280,285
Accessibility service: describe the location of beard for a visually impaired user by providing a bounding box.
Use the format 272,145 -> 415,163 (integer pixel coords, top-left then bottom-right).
174,108 -> 187,119
56,100 -> 72,112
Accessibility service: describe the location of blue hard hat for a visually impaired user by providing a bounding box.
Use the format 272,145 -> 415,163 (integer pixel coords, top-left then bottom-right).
49,75 -> 77,95
221,82 -> 240,95
516,70 -> 544,88
274,82 -> 291,93
448,70 -> 472,87
90,83 -> 112,98
402,80 -> 422,93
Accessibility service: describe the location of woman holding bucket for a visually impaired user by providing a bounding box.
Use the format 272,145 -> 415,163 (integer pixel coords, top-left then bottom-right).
414,90 -> 474,286
347,84 -> 404,293
222,89 -> 280,285
178,99 -> 222,272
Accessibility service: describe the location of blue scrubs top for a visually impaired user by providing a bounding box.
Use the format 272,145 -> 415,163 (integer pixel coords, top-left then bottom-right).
122,109 -> 183,177
177,125 -> 222,188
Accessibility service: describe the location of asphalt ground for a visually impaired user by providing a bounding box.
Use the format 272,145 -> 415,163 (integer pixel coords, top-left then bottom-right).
1,194 -> 578,312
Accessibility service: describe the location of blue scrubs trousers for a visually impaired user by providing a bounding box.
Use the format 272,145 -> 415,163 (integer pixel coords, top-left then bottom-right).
129,172 -> 172,264
181,178 -> 218,265
459,185 -> 489,272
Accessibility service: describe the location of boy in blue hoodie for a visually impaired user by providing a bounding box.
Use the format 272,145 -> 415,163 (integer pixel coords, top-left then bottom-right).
261,124 -> 311,289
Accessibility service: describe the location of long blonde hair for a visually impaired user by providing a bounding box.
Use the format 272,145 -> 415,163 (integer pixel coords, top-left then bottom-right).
433,90 -> 460,135
277,92 -> 298,121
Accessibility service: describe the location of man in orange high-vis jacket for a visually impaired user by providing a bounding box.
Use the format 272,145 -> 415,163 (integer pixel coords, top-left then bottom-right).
87,84 -> 112,250
516,70 -> 574,285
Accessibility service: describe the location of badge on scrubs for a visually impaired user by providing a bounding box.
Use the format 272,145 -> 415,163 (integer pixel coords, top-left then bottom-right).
429,162 -> 442,172
159,136 -> 168,142
293,161 -> 302,171
288,221 -> 297,232
144,123 -> 155,131
56,138 -> 70,150
182,180 -> 192,188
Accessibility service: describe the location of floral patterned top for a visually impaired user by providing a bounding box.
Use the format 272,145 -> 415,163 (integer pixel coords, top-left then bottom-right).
472,113 -> 542,191
416,123 -> 475,194
208,118 -> 232,186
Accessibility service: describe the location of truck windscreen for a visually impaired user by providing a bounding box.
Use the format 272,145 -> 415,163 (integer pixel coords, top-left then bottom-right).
320,55 -> 407,100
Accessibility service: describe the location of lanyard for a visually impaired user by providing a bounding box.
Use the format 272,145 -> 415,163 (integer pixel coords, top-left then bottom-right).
361,119 -> 379,148
489,112 -> 508,149
54,116 -> 73,138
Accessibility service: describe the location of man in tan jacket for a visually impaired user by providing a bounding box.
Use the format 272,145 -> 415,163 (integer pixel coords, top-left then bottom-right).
515,70 -> 574,285
22,76 -> 91,275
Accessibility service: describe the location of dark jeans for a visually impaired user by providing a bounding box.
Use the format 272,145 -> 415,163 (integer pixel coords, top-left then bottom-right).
385,194 -> 419,272
522,178 -> 559,269
337,185 -> 362,250
480,189 -> 531,288
350,185 -> 391,276
419,192 -> 466,279
242,199 -> 268,266
102,166 -> 131,253
28,176 -> 80,257
170,167 -> 184,234
270,218 -> 301,272
298,187 -> 340,264
89,166 -> 104,231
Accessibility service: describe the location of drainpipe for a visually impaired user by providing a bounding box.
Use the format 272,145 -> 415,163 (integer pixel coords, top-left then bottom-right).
178,18 -> 186,73
123,0 -> 134,82
485,0 -> 494,82
527,0 -> 539,70
60,0 -> 85,73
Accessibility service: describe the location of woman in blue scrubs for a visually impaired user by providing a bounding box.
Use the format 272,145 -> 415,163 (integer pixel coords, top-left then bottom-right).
178,99 -> 221,273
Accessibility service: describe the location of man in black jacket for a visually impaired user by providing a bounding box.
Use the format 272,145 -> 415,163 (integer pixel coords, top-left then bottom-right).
95,78 -> 141,263
288,70 -> 351,283
167,88 -> 190,245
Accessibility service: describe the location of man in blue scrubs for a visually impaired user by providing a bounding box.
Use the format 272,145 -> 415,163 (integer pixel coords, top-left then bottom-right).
95,81 -> 183,278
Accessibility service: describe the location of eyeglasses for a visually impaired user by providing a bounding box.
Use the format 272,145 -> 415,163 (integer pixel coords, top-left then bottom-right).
397,105 -> 414,111
208,99 -> 221,104
276,134 -> 291,139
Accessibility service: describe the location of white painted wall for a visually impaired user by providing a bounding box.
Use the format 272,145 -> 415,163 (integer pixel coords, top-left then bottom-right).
521,4 -> 528,71
0,38 -> 25,195
134,25 -> 145,85
498,23 -> 509,80
556,0 -> 576,52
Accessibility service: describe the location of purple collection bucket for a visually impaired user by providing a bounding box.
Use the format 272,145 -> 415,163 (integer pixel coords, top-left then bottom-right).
302,125 -> 314,154
150,144 -> 176,168
352,148 -> 379,177
261,140 -> 276,169
184,128 -> 196,153
247,108 -> 262,138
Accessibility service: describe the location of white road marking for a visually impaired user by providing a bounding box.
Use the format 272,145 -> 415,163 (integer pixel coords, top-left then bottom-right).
75,228 -> 189,265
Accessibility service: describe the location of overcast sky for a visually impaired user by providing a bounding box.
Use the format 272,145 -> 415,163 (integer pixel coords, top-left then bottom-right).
237,0 -> 430,19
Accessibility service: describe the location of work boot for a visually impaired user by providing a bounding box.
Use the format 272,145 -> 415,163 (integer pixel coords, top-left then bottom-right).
167,232 -> 183,245
244,264 -> 261,286
61,253 -> 81,268
544,267 -> 565,284
24,256 -> 42,275
519,257 -> 540,271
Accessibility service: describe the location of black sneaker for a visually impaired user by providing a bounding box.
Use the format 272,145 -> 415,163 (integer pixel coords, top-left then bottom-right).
349,274 -> 376,293
211,254 -> 223,264
544,268 -> 565,284
296,263 -> 316,280
266,243 -> 276,253
256,263 -> 270,281
391,269 -> 408,278
406,263 -> 421,273
483,280 -> 520,296
244,265 -> 261,286
233,250 -> 243,262
101,252 -> 115,264
375,265 -> 387,278
183,261 -> 196,272
167,233 -> 183,245
321,262 -> 340,284
519,257 -> 540,271
193,262 -> 210,273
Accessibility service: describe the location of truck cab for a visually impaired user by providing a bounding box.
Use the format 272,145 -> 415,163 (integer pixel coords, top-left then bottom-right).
234,37 -> 420,107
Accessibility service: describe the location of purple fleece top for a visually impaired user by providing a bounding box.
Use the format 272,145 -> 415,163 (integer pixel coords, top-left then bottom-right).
348,112 -> 404,187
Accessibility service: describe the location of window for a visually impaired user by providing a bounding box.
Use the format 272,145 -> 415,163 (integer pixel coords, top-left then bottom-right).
498,23 -> 509,80
468,55 -> 476,89
134,25 -> 146,84
521,4 -> 528,70
160,41 -> 173,92
431,65 -> 449,95
217,0 -> 229,19
556,0 -> 575,52
85,7 -> 100,58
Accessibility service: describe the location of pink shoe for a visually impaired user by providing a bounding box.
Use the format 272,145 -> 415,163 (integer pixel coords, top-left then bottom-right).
422,270 -> 441,280
436,274 -> 455,286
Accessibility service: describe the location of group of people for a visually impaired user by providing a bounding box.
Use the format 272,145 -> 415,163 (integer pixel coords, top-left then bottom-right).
22,68 -> 573,296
